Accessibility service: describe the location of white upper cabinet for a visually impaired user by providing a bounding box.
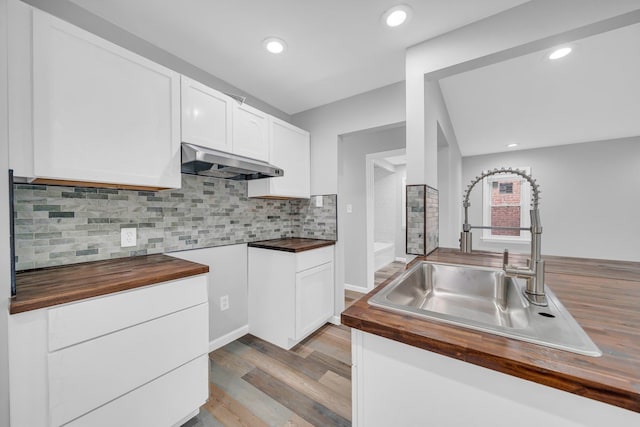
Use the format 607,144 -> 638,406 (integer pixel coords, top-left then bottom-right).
181,76 -> 233,153
13,8 -> 182,189
248,117 -> 310,199
232,103 -> 269,162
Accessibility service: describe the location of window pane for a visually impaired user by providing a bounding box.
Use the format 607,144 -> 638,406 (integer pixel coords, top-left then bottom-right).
491,206 -> 521,236
499,182 -> 513,193
490,177 -> 522,236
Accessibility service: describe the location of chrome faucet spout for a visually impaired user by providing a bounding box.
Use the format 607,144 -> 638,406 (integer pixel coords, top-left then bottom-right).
459,167 -> 547,306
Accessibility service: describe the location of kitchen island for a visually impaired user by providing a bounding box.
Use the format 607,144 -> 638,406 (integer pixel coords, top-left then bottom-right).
342,248 -> 640,426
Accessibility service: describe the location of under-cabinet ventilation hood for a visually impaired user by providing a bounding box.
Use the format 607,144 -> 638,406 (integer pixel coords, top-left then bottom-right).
181,143 -> 284,181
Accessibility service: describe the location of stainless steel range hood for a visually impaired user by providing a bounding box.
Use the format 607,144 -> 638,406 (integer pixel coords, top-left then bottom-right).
181,143 -> 284,181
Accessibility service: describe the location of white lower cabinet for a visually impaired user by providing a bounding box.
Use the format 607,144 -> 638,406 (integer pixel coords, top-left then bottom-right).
8,275 -> 209,427
248,246 -> 334,349
66,356 -> 208,427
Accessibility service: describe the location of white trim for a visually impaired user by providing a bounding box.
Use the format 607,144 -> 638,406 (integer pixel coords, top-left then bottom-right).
208,325 -> 249,352
344,283 -> 369,293
366,148 -> 406,292
329,316 -> 341,326
394,257 -> 407,263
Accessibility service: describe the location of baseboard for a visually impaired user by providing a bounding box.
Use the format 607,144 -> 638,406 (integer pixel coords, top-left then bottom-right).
394,257 -> 407,263
344,283 -> 368,294
208,325 -> 249,352
329,315 -> 341,325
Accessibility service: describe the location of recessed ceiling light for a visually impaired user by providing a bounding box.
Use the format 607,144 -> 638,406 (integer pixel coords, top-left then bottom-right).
263,37 -> 286,54
382,5 -> 412,28
507,143 -> 518,148
548,47 -> 572,60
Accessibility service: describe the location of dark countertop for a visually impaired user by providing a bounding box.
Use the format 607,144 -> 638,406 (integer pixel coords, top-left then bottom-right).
248,238 -> 336,253
10,254 -> 209,314
342,248 -> 640,413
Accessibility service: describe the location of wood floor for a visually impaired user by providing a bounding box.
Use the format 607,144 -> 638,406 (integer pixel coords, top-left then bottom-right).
184,261 -> 405,427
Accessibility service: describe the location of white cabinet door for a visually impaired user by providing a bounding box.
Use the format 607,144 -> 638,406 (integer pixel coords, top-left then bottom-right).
248,117 -> 310,198
233,103 -> 269,162
181,76 -> 233,153
270,118 -> 310,198
66,356 -> 208,427
31,10 -> 181,189
295,262 -> 334,340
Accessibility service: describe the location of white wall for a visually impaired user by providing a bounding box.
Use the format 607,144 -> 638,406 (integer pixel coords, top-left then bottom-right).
293,82 -> 406,196
462,138 -> 640,261
394,165 -> 407,260
293,82 -> 405,303
170,245 -> 249,348
340,126 -> 405,290
432,89 -> 463,248
374,166 -> 396,243
0,0 -> 11,422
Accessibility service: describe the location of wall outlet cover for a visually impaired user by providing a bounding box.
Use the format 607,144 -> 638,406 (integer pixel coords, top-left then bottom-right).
220,295 -> 229,311
121,227 -> 137,247
346,204 -> 353,214
315,195 -> 323,207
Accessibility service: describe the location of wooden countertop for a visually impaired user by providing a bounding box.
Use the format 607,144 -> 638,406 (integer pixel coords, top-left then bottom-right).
10,254 -> 209,314
248,238 -> 335,253
342,248 -> 640,413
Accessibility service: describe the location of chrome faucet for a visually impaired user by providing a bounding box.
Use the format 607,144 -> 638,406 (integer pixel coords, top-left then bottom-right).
459,167 -> 547,306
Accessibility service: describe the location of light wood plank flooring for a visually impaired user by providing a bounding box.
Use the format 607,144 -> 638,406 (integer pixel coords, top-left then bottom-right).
184,261 -> 405,427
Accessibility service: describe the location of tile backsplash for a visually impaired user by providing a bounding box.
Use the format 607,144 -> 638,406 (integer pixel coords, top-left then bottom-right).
406,184 -> 439,256
406,185 -> 425,255
14,174 -> 337,271
425,186 -> 439,254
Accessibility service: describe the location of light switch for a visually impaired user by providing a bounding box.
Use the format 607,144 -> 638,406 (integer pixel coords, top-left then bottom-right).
121,227 -> 137,247
346,204 -> 353,214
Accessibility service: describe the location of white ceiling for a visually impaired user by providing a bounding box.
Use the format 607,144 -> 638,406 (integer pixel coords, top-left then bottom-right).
439,22 -> 640,157
68,0 -> 529,115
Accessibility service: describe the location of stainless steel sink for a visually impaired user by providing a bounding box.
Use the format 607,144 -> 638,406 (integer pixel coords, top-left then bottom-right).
368,261 -> 602,357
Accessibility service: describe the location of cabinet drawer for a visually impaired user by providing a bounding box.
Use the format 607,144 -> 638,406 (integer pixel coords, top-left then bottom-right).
48,303 -> 208,427
296,245 -> 333,272
66,355 -> 208,427
48,275 -> 207,351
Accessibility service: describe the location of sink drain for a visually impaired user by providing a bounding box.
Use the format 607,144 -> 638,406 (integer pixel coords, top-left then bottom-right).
538,312 -> 555,318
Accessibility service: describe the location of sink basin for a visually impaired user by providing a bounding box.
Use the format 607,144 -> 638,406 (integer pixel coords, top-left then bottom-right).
368,261 -> 601,357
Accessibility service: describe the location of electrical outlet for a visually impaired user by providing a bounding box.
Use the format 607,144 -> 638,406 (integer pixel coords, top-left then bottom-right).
120,227 -> 137,247
346,204 -> 353,214
315,195 -> 323,207
220,295 -> 229,311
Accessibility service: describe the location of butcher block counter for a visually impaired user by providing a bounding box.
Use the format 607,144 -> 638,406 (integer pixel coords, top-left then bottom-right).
342,248 -> 640,414
10,254 -> 209,314
248,237 -> 335,252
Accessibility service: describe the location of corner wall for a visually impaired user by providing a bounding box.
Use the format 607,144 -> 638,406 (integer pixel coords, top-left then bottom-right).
292,82 -> 405,304
0,0 -> 11,421
340,126 -> 405,290
462,138 -> 640,261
